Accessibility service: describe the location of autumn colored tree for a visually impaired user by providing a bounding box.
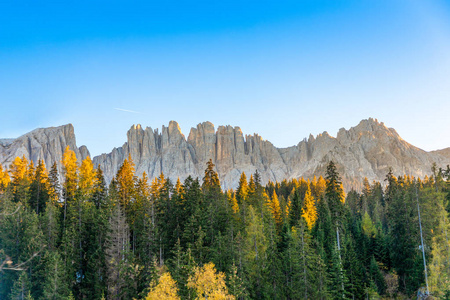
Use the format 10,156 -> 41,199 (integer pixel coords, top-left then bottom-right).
0,164 -> 10,192
115,154 -> 136,209
146,272 -> 180,300
187,262 -> 235,300
62,146 -> 78,202
79,156 -> 96,196
236,172 -> 248,204
10,156 -> 31,203
266,190 -> 282,230
302,184 -> 317,230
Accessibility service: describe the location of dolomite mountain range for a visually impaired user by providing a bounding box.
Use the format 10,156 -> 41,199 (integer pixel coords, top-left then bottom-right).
1,118 -> 449,190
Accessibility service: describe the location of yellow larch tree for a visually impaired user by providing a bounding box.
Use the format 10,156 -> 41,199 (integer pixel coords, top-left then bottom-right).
314,175 -> 327,199
146,272 -> 180,300
174,178 -> 185,199
79,156 -> 96,196
115,154 -> 136,208
266,190 -> 282,230
302,184 -> 317,230
10,156 -> 29,184
227,190 -> 239,214
62,146 -> 78,201
339,183 -> 346,203
150,172 -> 166,200
236,172 -> 248,203
10,156 -> 31,201
0,164 -> 10,191
187,262 -> 235,300
248,174 -> 256,197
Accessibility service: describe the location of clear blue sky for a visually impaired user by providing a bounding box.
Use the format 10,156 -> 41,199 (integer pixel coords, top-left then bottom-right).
1,0 -> 449,156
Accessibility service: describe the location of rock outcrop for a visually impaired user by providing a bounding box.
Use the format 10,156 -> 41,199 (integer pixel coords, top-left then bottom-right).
92,118 -> 450,190
0,124 -> 90,176
1,119 -> 448,190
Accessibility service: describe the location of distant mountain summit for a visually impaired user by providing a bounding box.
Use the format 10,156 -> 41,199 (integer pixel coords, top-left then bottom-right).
0,124 -> 90,178
1,119 -> 449,190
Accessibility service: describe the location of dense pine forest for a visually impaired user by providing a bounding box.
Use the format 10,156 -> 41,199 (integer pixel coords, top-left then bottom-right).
1,146 -> 450,299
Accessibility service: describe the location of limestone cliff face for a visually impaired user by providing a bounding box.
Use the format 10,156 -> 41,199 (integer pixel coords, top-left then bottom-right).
1,120 -> 448,190
92,118 -> 450,190
0,124 -> 90,176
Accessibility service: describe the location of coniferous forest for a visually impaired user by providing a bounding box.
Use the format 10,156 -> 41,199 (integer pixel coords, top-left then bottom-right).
1,146 -> 450,299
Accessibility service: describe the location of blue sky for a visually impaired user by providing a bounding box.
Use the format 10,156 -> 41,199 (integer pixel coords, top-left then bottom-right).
1,0 -> 450,156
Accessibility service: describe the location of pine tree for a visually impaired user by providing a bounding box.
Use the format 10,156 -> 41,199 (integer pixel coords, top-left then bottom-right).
29,160 -> 50,214
287,222 -> 328,299
226,263 -> 247,299
40,250 -> 70,299
288,189 -> 301,227
106,195 -> 130,300
325,161 -> 345,224
9,271 -> 31,300
41,200 -> 61,251
48,162 -> 60,205
202,159 -> 221,189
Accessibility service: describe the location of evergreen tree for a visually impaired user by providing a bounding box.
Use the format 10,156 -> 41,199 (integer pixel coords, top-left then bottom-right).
40,250 -> 70,300
202,159 -> 220,191
105,195 -> 130,300
9,271 -> 31,300
28,160 -> 50,214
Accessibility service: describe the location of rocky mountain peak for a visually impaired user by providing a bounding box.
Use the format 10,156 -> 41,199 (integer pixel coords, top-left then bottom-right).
1,119 -> 449,191
0,124 -> 89,178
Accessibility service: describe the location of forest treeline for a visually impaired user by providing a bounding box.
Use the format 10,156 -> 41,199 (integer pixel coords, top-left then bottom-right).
1,146 -> 450,299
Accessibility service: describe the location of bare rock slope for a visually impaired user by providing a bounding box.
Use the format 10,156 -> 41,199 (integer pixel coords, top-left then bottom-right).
0,124 -> 90,176
1,120 -> 447,190
92,118 -> 450,190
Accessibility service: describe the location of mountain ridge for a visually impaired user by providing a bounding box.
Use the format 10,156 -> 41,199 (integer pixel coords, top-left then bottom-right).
1,119 -> 448,190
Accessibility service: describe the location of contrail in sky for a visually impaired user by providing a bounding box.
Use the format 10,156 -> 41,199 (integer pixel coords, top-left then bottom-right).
114,108 -> 145,114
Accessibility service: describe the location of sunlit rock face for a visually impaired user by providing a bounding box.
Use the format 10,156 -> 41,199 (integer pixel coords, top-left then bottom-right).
0,119 -> 448,190
92,118 -> 450,191
0,124 -> 90,177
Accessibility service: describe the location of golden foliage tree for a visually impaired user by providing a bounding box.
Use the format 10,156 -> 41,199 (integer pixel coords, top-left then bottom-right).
10,156 -> 29,186
248,174 -> 256,197
62,146 -> 78,201
0,164 -> 10,191
79,156 -> 96,196
146,272 -> 180,300
267,190 -> 282,230
236,172 -> 248,203
187,262 -> 235,300
10,156 -> 31,202
301,185 -> 317,230
115,154 -> 136,208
